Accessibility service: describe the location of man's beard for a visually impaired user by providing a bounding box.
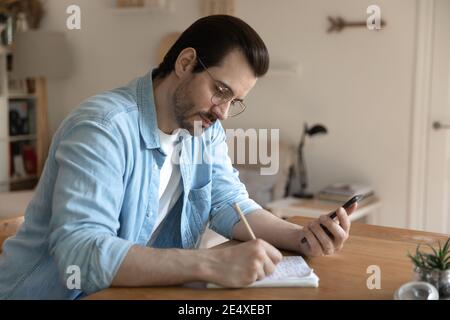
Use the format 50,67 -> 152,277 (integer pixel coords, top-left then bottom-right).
172,77 -> 217,135
172,78 -> 196,134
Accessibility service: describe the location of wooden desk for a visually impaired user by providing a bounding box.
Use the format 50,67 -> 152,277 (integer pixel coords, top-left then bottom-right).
87,217 -> 449,300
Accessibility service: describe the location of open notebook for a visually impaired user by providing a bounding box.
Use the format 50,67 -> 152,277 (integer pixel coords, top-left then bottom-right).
207,256 -> 319,288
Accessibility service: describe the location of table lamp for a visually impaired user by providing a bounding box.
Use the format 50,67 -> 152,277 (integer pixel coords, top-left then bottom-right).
11,30 -> 73,175
293,123 -> 328,198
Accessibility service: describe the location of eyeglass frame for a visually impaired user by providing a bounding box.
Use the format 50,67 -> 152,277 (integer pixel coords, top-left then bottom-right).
196,57 -> 247,117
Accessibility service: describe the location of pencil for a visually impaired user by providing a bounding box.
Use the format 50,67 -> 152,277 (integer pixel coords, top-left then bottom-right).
232,203 -> 256,240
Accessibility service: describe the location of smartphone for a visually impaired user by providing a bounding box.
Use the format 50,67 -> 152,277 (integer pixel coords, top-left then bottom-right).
300,194 -> 364,244
328,194 -> 364,220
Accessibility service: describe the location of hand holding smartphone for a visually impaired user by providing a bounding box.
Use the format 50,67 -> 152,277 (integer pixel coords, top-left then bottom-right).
300,194 -> 364,244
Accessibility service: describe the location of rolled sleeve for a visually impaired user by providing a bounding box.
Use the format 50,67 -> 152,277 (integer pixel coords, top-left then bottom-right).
210,198 -> 261,239
49,118 -> 133,295
208,124 -> 262,238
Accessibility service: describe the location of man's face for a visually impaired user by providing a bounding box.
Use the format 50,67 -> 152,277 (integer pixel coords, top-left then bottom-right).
172,50 -> 258,135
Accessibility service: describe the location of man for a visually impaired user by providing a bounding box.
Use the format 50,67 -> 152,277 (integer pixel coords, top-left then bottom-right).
0,15 -> 356,299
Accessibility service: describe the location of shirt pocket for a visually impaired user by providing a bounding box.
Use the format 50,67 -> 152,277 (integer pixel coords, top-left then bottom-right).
187,180 -> 212,236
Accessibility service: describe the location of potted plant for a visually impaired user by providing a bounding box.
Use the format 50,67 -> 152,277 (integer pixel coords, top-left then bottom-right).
408,237 -> 450,298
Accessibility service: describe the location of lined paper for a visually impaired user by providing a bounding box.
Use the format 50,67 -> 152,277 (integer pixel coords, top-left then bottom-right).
260,256 -> 312,281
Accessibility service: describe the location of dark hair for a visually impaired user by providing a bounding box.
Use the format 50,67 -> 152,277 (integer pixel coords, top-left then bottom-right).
154,15 -> 269,79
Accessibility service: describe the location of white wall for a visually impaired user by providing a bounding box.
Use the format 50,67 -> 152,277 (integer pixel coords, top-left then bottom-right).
41,0 -> 418,229
228,0 -> 417,229
41,0 -> 200,136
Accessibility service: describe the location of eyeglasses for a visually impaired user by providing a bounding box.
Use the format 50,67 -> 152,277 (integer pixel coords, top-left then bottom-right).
197,58 -> 247,117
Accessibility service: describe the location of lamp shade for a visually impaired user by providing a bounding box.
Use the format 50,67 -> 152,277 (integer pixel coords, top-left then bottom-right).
306,124 -> 328,136
12,30 -> 73,79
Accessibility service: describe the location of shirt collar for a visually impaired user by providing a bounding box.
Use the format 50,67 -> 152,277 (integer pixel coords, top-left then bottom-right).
137,69 -> 160,149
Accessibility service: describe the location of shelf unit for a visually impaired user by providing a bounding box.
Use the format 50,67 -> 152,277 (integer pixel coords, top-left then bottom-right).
112,0 -> 175,13
0,46 -> 48,192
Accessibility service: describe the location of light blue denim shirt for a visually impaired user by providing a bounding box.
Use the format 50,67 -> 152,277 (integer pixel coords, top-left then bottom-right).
0,70 -> 261,299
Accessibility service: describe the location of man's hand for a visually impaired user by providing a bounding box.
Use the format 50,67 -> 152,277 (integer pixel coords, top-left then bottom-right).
204,239 -> 283,288
298,203 -> 357,257
112,238 -> 281,288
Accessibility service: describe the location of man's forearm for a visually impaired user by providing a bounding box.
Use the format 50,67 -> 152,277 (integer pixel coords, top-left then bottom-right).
232,209 -> 303,253
112,210 -> 302,287
112,245 -> 212,287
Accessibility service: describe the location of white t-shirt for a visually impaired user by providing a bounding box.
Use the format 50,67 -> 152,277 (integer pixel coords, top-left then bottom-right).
152,128 -> 183,233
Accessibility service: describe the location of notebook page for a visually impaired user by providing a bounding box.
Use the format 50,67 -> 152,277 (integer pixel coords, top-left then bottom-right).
260,256 -> 312,281
249,256 -> 319,288
206,256 -> 319,288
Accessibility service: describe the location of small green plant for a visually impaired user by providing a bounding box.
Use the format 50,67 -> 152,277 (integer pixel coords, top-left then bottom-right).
408,237 -> 450,271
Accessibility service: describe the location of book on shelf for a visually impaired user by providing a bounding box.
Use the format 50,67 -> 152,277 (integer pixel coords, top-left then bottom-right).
8,99 -> 36,136
316,183 -> 376,205
9,141 -> 37,178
